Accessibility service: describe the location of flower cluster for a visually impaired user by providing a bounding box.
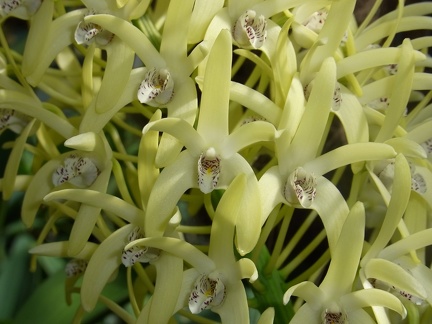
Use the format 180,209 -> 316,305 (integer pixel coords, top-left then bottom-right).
1,0 -> 432,323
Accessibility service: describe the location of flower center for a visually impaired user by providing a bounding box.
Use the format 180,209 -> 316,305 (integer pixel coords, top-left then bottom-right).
233,10 -> 267,49
0,108 -> 29,134
137,68 -> 174,107
52,153 -> 100,188
122,227 -> 160,267
75,11 -> 114,46
0,0 -> 20,15
321,309 -> 347,324
284,167 -> 317,208
189,272 -> 226,314
197,147 -> 221,194
65,259 -> 88,277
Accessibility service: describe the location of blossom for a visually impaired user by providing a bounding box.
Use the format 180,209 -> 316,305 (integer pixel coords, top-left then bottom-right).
142,29 -> 275,255
0,0 -> 41,19
125,174 -> 258,323
284,202 -> 406,323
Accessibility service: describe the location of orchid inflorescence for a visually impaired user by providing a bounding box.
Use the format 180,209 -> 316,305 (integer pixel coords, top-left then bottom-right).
1,0 -> 432,323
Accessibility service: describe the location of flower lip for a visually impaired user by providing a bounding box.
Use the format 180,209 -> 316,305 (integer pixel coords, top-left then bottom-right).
233,10 -> 267,49
122,227 -> 160,267
284,167 -> 317,208
0,108 -> 30,134
75,11 -> 114,46
197,147 -> 221,194
188,272 -> 226,314
137,68 -> 174,107
52,153 -> 101,188
65,259 -> 88,278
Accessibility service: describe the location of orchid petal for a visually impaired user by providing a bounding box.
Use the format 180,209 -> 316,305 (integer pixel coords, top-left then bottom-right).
159,0 -> 194,75
197,29 -> 232,143
278,75 -> 305,135
257,307 -> 275,324
363,258 -> 427,301
81,224 -> 134,311
209,173 -> 245,262
229,81 -> 282,126
2,119 -> 35,200
321,202 -> 365,297
341,289 -> 406,318
95,37 -> 134,113
378,228 -> 432,261
376,39 -> 417,142
258,166 -> 286,220
219,155 -> 262,254
283,281 -> 325,309
142,117 -> 205,156
0,90 -> 77,139
125,237 -> 214,273
303,143 -> 397,177
311,176 -> 350,253
188,0 -> 224,44
84,14 -> 165,68
21,159 -> 60,227
43,189 -> 144,226
362,154 -> 411,264
67,163 -> 112,256
222,121 -> 275,158
29,241 -> 98,260
281,57 -> 336,175
145,151 -> 196,237
146,252 -> 184,323
213,279 -> 249,323
237,258 -> 258,282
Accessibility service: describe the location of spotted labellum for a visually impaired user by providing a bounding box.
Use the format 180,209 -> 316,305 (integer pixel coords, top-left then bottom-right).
137,68 -> 174,107
188,272 -> 226,314
233,10 -> 267,49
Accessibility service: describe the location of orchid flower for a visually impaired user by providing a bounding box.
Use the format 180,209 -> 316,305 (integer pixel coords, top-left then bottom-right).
126,174 -> 259,323
284,202 -> 407,323
258,57 -> 397,252
142,29 -> 276,255
21,132 -> 113,256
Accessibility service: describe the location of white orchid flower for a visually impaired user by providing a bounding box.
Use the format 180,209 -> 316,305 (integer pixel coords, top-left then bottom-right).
284,202 -> 406,323
126,174 -> 258,323
142,30 -> 276,255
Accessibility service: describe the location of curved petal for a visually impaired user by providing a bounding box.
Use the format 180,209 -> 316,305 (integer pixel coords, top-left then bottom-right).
145,252 -> 184,324
95,37 -> 135,113
311,176 -> 349,253
280,57 -> 336,175
219,155 -> 262,255
197,29 -> 232,143
29,241 -> 98,260
321,202 -> 365,297
214,280 -> 249,324
142,117 -> 205,157
237,258 -> 258,282
43,189 -> 144,226
378,228 -> 432,261
188,0 -> 224,44
67,162 -> 112,256
21,159 -> 61,227
2,119 -> 36,200
283,281 -> 325,309
229,81 -> 282,126
362,154 -> 411,264
145,151 -> 196,237
126,237 -> 214,273
303,143 -> 397,177
341,288 -> 406,318
257,166 -> 286,221
84,14 -> 165,68
222,121 -> 275,158
81,224 -> 134,311
288,303 -> 320,324
159,0 -> 194,76
0,90 -> 77,139
363,258 -> 427,300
